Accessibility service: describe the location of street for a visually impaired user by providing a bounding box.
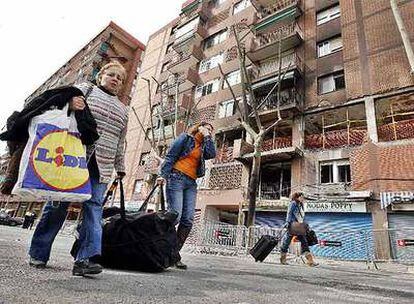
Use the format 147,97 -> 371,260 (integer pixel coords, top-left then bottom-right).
1,225 -> 414,304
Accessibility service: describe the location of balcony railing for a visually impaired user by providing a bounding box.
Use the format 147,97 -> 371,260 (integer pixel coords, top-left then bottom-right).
250,52 -> 303,81
214,146 -> 234,164
256,0 -> 300,19
256,88 -> 303,111
261,136 -> 292,152
259,183 -> 291,200
305,127 -> 368,150
254,22 -> 302,49
377,118 -> 414,142
168,45 -> 203,72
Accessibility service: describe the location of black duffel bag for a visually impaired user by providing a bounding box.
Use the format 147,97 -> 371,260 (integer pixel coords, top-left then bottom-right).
72,179 -> 179,272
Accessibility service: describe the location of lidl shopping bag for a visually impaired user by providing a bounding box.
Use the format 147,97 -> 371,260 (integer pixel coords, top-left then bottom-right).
12,105 -> 91,202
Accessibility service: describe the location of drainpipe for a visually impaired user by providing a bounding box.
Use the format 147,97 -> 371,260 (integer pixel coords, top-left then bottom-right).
390,0 -> 414,75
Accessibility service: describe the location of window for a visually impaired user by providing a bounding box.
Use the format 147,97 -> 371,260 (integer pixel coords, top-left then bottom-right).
223,70 -> 241,88
175,17 -> 200,39
233,0 -> 251,15
204,29 -> 228,50
139,152 -> 150,166
133,180 -> 143,194
317,36 -> 343,57
317,5 -> 340,25
199,53 -> 224,73
320,160 -> 351,184
218,99 -> 235,118
195,78 -> 220,98
318,71 -> 345,94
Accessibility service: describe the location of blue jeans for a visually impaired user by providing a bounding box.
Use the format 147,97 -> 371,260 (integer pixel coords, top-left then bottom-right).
166,170 -> 197,228
280,231 -> 310,254
29,177 -> 108,263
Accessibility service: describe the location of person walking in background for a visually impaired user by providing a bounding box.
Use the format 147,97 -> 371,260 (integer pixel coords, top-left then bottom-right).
28,61 -> 129,276
280,192 -> 318,267
28,212 -> 37,230
157,122 -> 216,269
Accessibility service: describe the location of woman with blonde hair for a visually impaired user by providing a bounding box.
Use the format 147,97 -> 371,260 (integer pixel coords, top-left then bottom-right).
157,122 -> 216,269
29,61 -> 129,276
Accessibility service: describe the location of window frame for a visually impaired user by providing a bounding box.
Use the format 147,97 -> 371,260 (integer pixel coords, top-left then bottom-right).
195,78 -> 221,98
218,99 -> 236,118
318,70 -> 345,94
319,159 -> 351,184
316,5 -> 341,26
317,36 -> 343,58
204,29 -> 228,50
233,0 -> 251,15
223,69 -> 241,88
199,52 -> 224,73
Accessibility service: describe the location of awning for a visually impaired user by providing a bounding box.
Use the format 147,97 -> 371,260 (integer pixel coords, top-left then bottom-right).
381,191 -> 414,209
252,71 -> 294,90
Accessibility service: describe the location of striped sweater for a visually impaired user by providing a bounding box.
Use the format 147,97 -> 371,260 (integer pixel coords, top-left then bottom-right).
76,83 -> 129,184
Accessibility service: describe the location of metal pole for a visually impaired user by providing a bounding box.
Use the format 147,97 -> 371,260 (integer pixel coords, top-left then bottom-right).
390,0 -> 414,75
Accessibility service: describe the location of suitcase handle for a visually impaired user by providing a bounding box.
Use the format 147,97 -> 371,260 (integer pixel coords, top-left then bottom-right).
138,184 -> 165,212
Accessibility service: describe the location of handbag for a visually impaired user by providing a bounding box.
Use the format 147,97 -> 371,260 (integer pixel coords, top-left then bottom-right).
71,179 -> 179,272
306,229 -> 318,246
288,222 -> 308,236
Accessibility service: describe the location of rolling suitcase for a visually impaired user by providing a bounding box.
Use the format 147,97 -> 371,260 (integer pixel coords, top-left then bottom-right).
250,235 -> 279,262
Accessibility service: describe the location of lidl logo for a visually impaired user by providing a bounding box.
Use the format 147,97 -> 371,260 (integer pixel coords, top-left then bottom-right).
24,124 -> 90,193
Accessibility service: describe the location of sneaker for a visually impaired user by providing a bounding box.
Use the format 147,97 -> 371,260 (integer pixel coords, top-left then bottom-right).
72,260 -> 103,276
29,257 -> 46,268
175,260 -> 187,270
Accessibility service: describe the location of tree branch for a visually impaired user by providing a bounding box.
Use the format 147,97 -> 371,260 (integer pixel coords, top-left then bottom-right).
218,63 -> 245,122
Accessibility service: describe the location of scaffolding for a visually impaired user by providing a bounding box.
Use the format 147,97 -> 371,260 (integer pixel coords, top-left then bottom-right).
305,105 -> 367,150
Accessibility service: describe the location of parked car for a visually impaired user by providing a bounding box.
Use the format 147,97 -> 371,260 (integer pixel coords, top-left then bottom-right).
0,212 -> 23,226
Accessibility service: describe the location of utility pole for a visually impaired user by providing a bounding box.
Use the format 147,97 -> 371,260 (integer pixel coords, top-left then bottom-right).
390,0 -> 414,75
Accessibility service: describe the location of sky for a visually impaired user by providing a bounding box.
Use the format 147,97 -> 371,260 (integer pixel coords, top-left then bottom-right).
0,0 -> 183,152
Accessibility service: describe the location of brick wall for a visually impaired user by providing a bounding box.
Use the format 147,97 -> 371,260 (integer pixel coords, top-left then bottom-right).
208,163 -> 243,189
350,141 -> 414,193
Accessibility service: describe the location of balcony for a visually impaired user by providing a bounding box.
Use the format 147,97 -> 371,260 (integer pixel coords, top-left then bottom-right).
178,0 -> 209,28
247,22 -> 303,62
154,94 -> 194,117
250,52 -> 303,85
158,68 -> 200,95
305,127 -> 368,150
253,0 -> 302,25
256,88 -> 303,115
170,23 -> 208,46
148,125 -> 175,141
168,45 -> 204,74
233,137 -> 302,163
214,145 -> 235,165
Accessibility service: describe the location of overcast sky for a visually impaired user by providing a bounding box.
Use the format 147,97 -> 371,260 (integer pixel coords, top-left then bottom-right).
0,0 -> 182,152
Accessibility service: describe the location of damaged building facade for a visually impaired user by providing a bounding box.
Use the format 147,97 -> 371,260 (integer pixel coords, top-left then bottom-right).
124,0 -> 414,258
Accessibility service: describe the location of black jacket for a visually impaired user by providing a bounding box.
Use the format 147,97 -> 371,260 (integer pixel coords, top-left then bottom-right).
0,86 -> 99,145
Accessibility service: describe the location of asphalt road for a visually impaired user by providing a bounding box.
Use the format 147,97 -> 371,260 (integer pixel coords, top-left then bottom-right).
1,225 -> 414,304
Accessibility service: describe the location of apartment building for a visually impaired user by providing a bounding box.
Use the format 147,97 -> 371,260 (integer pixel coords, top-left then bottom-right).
0,21 -> 145,218
125,0 -> 414,258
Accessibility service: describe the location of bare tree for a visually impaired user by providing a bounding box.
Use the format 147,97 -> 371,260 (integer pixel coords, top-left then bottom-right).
218,24 -> 291,227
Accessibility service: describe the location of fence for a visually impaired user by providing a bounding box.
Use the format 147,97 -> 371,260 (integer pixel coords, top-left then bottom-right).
183,221 -> 414,265
58,219 -> 414,264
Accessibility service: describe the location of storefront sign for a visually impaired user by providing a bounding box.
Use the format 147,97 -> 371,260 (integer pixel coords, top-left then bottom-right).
305,201 -> 366,213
